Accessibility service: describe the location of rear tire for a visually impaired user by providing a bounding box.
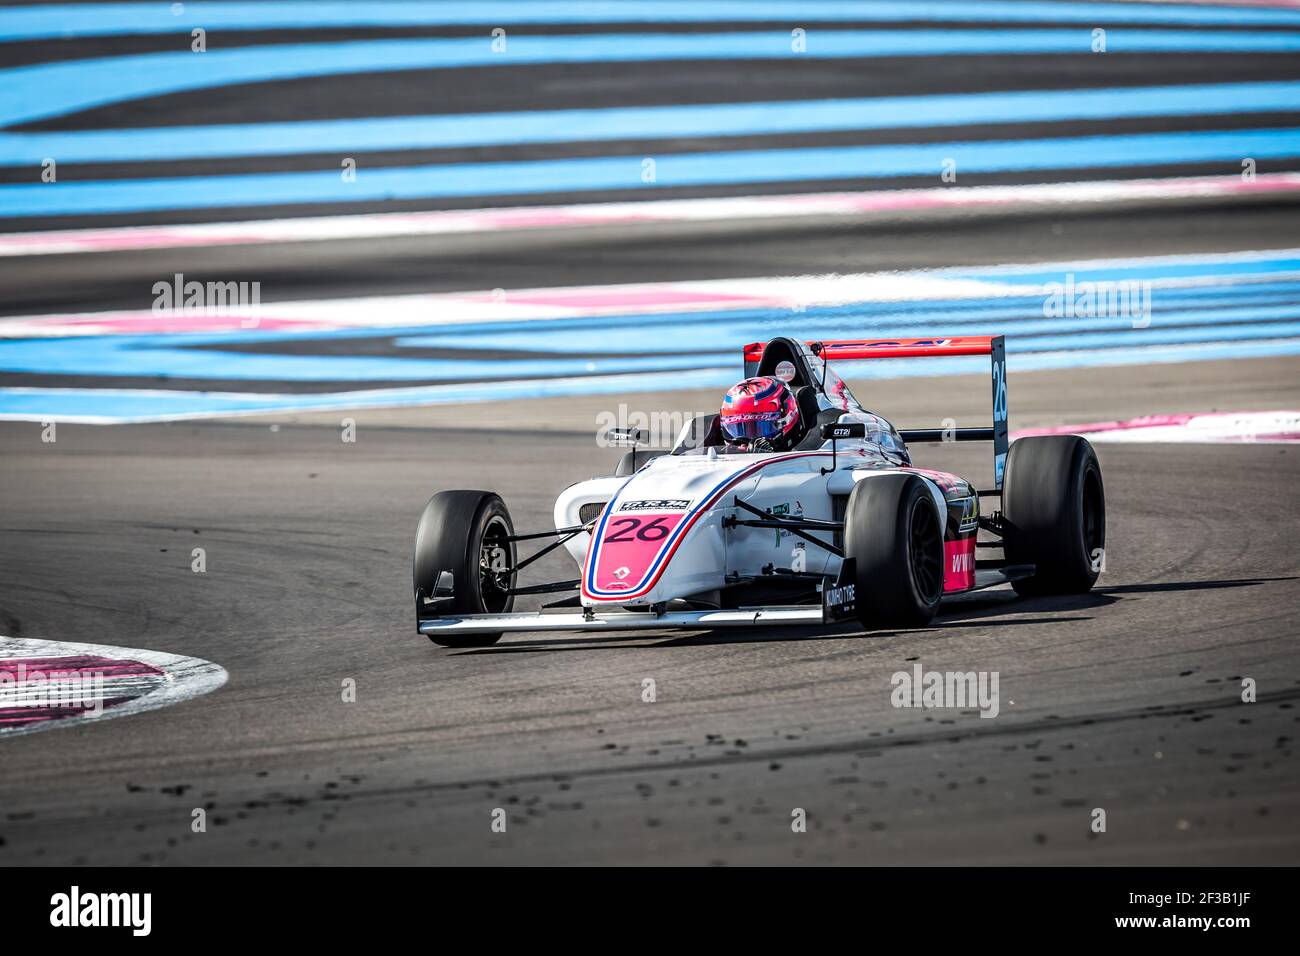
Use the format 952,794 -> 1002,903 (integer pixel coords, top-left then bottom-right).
413,490 -> 515,647
843,474 -> 944,629
1002,436 -> 1105,596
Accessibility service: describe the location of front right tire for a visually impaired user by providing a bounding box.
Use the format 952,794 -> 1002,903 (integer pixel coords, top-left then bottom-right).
413,490 -> 515,647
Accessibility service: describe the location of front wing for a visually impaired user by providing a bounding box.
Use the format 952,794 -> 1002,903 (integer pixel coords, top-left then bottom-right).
419,606 -> 827,636
417,565 -> 1031,636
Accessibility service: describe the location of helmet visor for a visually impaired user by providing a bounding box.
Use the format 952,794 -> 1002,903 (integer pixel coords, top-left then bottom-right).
720,412 -> 785,442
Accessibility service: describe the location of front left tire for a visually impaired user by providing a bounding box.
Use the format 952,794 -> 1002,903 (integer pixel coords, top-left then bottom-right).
843,473 -> 945,629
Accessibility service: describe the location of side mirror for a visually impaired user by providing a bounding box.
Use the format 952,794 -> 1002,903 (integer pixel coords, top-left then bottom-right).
820,422 -> 867,440
819,421 -> 866,476
603,427 -> 647,446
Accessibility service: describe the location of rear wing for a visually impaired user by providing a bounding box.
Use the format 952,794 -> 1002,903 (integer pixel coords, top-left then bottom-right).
742,336 -> 1009,491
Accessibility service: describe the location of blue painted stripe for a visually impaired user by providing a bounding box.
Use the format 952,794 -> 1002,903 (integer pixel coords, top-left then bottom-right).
952,256 -> 1300,285
5,250 -> 1299,423
0,337 -> 727,380
0,371 -> 737,422
4,298 -> 1298,382
7,31 -> 1300,127
1027,318 -> 1300,350
355,279 -> 1300,343
6,81 -> 1299,167
5,2 -> 1300,41
399,303 -> 1300,355
5,338 -> 1300,424
6,127 -> 1299,218
109,260 -> 1300,350
63,271 -> 1295,357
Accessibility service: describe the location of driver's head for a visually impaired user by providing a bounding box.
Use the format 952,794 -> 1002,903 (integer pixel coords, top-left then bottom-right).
719,376 -> 801,450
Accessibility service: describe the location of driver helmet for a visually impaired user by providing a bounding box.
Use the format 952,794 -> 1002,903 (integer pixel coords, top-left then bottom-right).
719,376 -> 802,450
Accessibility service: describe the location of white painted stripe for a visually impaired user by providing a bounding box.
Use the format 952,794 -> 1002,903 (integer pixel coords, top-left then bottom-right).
1013,410 -> 1300,443
0,636 -> 228,737
0,276 -> 1032,338
5,246 -> 1299,340
1,173 -> 1296,258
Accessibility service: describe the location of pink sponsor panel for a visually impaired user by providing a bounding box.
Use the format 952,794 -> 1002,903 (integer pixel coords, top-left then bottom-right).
944,537 -> 977,592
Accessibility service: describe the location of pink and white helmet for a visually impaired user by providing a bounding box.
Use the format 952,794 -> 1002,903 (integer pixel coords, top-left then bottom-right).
719,376 -> 801,447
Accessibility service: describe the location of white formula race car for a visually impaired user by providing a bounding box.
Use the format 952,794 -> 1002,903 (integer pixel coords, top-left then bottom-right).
413,335 -> 1105,646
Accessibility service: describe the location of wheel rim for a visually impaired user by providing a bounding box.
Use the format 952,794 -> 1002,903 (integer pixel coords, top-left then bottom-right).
1081,466 -> 1104,559
909,497 -> 944,603
478,516 -> 513,613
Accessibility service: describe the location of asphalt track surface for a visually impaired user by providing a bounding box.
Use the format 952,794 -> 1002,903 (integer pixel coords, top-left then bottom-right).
2,4 -> 1299,866
1,352 -> 1298,865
